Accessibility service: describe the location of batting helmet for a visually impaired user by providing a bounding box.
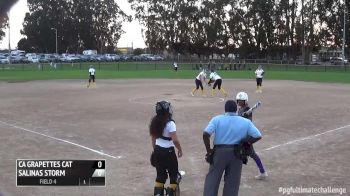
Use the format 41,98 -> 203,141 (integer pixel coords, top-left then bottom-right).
156,100 -> 173,116
236,92 -> 248,102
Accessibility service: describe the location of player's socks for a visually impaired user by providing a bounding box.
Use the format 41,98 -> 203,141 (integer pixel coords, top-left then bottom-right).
154,181 -> 164,195
169,183 -> 177,190
221,88 -> 228,97
256,86 -> 259,93
211,89 -> 215,96
191,88 -> 196,96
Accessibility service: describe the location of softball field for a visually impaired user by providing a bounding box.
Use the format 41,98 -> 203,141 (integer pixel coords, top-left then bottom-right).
0,79 -> 349,196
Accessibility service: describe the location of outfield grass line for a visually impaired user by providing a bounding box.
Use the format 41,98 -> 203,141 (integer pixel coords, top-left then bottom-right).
260,124 -> 350,152
0,120 -> 121,159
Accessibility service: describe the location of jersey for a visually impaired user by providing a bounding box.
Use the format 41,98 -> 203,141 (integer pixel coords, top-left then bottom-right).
238,105 -> 252,121
209,72 -> 221,81
196,71 -> 206,81
204,113 -> 261,145
255,69 -> 264,78
155,121 -> 176,148
89,68 -> 96,76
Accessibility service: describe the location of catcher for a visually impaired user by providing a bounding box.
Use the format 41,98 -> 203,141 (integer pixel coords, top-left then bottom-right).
236,92 -> 267,180
149,101 -> 183,196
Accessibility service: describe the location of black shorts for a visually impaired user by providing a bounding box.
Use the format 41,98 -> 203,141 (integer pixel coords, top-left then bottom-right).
213,79 -> 222,89
256,78 -> 262,86
195,79 -> 203,90
89,75 -> 95,82
154,145 -> 179,184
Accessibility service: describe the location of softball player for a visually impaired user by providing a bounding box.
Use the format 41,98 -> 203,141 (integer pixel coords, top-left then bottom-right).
236,92 -> 267,180
255,65 -> 264,93
208,70 -> 228,97
191,69 -> 207,96
173,62 -> 178,72
150,101 -> 183,196
87,65 -> 96,88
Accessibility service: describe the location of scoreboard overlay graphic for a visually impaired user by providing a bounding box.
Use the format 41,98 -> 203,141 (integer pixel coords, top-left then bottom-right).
16,160 -> 106,186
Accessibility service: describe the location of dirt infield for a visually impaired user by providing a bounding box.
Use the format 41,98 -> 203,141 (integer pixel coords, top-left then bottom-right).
0,79 -> 349,196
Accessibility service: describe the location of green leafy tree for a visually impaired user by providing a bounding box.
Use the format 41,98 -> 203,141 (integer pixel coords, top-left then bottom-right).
20,0 -> 128,53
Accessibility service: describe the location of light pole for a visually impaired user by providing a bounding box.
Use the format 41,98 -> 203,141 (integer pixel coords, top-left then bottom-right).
301,0 -> 305,65
51,28 -> 58,54
342,1 -> 346,65
8,12 -> 11,64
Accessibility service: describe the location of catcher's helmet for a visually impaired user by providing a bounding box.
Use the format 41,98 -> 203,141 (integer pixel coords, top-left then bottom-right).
236,92 -> 248,102
156,101 -> 173,116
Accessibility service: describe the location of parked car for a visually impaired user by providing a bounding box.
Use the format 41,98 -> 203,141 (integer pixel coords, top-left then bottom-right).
105,54 -> 120,61
330,57 -> 348,65
28,56 -> 40,63
0,56 -> 9,64
153,55 -> 164,61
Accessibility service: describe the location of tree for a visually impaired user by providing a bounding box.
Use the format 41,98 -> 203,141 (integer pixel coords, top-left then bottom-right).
21,0 -> 129,53
133,48 -> 144,55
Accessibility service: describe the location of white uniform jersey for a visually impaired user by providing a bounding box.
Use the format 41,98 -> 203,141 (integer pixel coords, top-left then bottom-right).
209,72 -> 221,80
255,68 -> 264,78
174,62 -> 178,68
89,68 -> 96,75
196,71 -> 206,81
156,121 -> 176,148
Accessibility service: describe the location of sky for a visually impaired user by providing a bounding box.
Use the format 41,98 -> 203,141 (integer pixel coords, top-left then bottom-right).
0,0 -> 146,50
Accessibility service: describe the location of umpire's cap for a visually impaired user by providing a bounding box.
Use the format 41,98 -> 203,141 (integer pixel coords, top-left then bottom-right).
225,100 -> 237,112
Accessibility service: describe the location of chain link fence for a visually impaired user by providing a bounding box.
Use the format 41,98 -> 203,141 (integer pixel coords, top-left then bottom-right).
0,61 -> 349,72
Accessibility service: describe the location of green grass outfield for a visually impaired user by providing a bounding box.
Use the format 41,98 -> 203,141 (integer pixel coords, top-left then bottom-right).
0,70 -> 349,84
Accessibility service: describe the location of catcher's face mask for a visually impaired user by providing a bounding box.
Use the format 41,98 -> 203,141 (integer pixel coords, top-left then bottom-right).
156,101 -> 173,116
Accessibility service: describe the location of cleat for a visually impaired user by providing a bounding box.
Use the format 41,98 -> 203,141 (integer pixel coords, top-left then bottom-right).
255,172 -> 268,180
190,92 -> 194,96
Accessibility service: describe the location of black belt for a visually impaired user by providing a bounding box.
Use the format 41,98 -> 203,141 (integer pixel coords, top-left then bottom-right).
160,136 -> 172,141
214,144 -> 237,148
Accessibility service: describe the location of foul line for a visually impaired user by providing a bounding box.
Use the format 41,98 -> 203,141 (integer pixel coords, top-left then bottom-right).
260,124 -> 350,152
0,120 -> 120,159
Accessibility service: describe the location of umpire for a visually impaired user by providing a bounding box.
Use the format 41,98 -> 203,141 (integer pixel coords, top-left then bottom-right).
203,100 -> 262,196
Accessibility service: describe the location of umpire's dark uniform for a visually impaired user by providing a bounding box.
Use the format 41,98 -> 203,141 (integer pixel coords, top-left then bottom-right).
203,100 -> 262,196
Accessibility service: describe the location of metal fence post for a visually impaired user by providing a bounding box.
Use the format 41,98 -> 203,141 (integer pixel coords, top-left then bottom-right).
98,62 -> 101,70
